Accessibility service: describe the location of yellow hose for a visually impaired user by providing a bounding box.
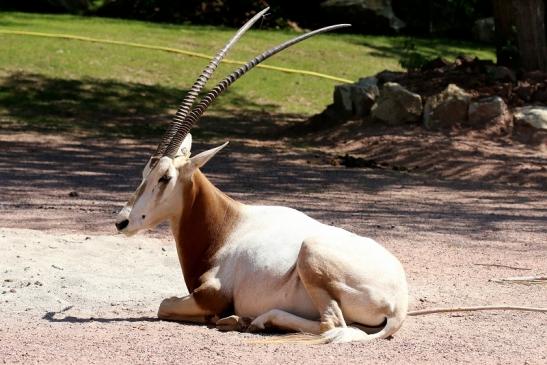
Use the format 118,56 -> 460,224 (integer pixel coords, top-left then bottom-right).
0,29 -> 353,83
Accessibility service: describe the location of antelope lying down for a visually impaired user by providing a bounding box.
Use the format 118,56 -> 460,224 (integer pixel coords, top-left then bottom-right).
114,9 -> 546,343
115,9 -> 406,343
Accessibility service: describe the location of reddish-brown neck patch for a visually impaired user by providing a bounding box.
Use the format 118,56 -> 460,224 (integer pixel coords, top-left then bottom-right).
172,169 -> 241,292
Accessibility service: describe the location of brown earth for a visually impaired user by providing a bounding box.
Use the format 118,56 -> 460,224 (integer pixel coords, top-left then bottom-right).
1,113 -> 546,364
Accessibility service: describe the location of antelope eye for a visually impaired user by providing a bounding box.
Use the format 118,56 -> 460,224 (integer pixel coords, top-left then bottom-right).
158,175 -> 172,184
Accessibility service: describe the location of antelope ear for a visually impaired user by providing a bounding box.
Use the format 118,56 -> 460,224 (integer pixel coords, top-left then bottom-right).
176,133 -> 192,159
189,142 -> 229,170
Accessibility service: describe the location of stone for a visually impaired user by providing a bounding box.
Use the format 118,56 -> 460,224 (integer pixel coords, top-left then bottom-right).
424,84 -> 471,129
421,57 -> 451,71
376,70 -> 404,85
371,82 -> 422,124
514,81 -> 535,102
333,84 -> 353,115
486,65 -> 516,83
513,106 -> 547,146
333,81 -> 379,117
357,76 -> 378,87
353,77 -> 379,116
513,106 -> 547,130
352,83 -> 380,117
472,17 -> 495,43
468,96 -> 508,125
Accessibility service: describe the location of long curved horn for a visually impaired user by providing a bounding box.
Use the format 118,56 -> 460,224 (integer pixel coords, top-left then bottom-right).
150,7 -> 270,165
164,24 -> 351,157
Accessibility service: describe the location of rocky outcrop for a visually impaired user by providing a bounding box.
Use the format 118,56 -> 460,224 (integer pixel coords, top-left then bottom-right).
424,84 -> 471,129
371,82 -> 422,124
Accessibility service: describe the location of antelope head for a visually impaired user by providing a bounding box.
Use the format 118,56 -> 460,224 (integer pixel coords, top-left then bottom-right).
115,7 -> 349,235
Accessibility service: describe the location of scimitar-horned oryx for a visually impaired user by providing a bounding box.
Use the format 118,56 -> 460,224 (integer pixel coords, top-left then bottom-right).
115,8 -> 547,343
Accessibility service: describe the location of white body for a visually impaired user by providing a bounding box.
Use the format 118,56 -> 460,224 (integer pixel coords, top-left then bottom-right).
218,205 -> 408,327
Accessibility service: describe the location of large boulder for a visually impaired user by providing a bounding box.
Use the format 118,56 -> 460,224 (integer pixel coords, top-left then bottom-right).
468,96 -> 509,126
424,84 -> 471,129
333,79 -> 379,117
320,0 -> 405,33
371,82 -> 422,124
513,106 -> 547,146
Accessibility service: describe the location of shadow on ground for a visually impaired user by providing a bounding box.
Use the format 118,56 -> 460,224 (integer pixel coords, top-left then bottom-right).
43,311 -> 158,324
356,37 -> 492,62
0,71 -> 545,243
292,118 -> 547,189
0,71 -> 287,138
0,128 -> 545,243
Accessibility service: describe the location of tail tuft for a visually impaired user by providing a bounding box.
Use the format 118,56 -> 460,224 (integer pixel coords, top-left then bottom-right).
321,327 -> 371,343
248,315 -> 405,345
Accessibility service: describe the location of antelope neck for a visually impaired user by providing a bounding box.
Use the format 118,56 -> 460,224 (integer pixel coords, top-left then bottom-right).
170,169 -> 241,292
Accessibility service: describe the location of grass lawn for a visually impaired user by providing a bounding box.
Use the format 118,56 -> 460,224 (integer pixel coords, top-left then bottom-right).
0,12 -> 495,137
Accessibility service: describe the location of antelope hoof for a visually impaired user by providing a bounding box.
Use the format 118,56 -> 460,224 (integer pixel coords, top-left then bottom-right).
216,315 -> 252,332
247,317 -> 268,333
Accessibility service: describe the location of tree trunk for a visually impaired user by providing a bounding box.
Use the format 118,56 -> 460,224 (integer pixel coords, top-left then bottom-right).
492,0 -> 518,67
515,0 -> 547,71
492,0 -> 547,71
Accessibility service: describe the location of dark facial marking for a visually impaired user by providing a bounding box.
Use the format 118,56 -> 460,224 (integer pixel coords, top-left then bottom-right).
127,181 -> 147,206
158,175 -> 172,184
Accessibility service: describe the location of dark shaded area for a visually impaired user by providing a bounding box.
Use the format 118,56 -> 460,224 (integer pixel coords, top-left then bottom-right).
0,0 -> 497,38
1,114 -> 546,241
0,72 -> 545,242
392,0 -> 492,38
0,72 -> 280,138
44,311 -> 159,323
356,37 -> 491,66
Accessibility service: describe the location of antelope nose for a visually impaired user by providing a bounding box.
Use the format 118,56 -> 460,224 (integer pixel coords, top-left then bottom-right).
116,219 -> 129,231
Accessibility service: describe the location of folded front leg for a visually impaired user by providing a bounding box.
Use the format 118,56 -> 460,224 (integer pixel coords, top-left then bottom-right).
157,294 -> 212,323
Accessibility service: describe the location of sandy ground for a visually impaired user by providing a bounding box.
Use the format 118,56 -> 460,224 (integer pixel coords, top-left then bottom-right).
1,130 -> 546,364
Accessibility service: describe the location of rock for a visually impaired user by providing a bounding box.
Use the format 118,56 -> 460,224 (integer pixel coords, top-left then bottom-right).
486,65 -> 516,83
468,96 -> 508,126
357,76 -> 378,87
424,84 -> 471,129
320,0 -> 405,33
376,70 -> 404,85
371,82 -> 422,124
514,81 -> 536,102
352,80 -> 379,117
333,84 -> 353,115
513,106 -> 547,130
472,17 -> 495,43
513,106 -> 547,146
421,57 -> 451,71
333,81 -> 379,117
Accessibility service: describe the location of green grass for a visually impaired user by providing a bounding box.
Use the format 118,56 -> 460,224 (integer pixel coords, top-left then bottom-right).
0,11 -> 495,137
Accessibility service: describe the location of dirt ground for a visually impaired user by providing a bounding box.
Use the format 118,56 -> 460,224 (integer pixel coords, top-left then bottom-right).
0,122 -> 546,364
